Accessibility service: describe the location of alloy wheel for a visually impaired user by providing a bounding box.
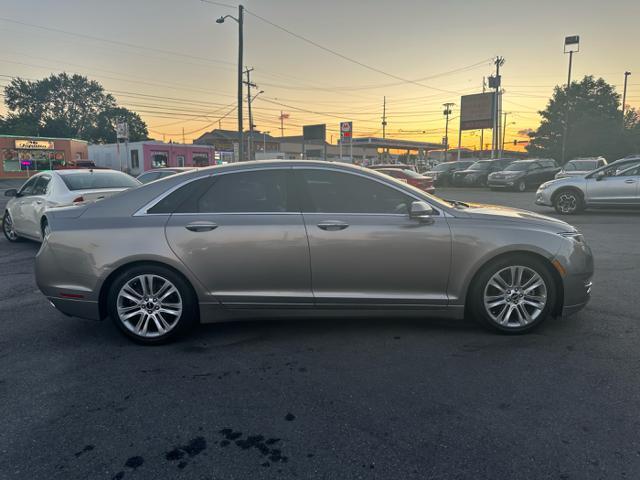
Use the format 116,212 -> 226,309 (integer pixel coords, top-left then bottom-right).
483,265 -> 547,328
3,212 -> 18,241
116,274 -> 183,338
556,193 -> 578,214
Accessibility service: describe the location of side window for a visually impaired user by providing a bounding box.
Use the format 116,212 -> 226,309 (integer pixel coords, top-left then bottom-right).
32,175 -> 51,195
148,177 -> 212,214
193,169 -> 291,213
529,162 -> 542,171
18,177 -> 39,196
138,172 -> 161,184
299,169 -> 413,214
616,165 -> 640,177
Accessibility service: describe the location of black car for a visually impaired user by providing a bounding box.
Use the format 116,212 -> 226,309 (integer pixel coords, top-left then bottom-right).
488,159 -> 561,191
423,160 -> 475,187
451,158 -> 516,187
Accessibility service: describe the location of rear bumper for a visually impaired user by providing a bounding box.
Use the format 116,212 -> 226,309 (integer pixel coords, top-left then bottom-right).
48,296 -> 101,320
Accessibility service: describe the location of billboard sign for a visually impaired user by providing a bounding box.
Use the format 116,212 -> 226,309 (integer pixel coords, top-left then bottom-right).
340,121 -> 353,140
460,92 -> 495,131
303,124 -> 326,142
116,122 -> 129,140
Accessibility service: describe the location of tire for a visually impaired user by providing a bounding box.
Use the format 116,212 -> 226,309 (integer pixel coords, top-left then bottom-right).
107,264 -> 198,344
2,211 -> 21,242
553,189 -> 584,215
468,255 -> 557,334
41,218 -> 50,241
516,180 -> 527,192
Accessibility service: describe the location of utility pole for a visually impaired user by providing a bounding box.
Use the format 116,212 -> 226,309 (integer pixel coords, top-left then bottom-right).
216,5 -> 244,162
243,67 -> 256,161
443,102 -> 454,160
622,71 -> 631,125
500,112 -> 508,157
382,96 -> 388,160
491,56 -> 505,159
480,77 -> 486,158
562,35 -> 580,164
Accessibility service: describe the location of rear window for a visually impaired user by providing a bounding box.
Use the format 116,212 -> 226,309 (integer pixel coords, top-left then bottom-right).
468,161 -> 491,171
566,160 -> 597,171
61,171 -> 140,191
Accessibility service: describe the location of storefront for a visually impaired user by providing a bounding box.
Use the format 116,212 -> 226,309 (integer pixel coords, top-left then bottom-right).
0,135 -> 89,178
89,141 -> 218,175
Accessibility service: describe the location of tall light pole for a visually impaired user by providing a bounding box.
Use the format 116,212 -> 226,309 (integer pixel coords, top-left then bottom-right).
216,5 -> 244,162
622,71 -> 631,125
443,103 -> 454,160
562,35 -> 580,164
247,89 -> 264,161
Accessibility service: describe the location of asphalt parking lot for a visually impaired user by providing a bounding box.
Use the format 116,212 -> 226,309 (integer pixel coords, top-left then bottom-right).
1,185 -> 640,480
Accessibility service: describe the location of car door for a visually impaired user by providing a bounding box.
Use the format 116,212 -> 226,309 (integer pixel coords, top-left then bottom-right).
586,165 -> 640,204
164,168 -> 313,306
22,174 -> 52,238
295,167 -> 452,307
10,176 -> 39,235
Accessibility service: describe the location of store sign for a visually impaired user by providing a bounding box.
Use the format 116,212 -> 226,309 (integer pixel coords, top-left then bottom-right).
15,139 -> 55,150
460,92 -> 495,131
340,121 -> 353,140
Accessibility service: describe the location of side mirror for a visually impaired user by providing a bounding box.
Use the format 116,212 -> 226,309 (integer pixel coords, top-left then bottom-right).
410,201 -> 436,223
595,171 -> 605,181
4,189 -> 18,197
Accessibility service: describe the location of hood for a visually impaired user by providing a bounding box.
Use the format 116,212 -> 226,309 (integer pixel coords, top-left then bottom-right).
460,202 -> 574,230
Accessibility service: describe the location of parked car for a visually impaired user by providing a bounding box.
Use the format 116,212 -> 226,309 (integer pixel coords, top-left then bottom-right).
35,160 -> 592,344
452,158 -> 516,187
375,168 -> 435,194
536,157 -> 640,214
368,163 -> 417,172
488,159 -> 560,191
555,157 -> 607,179
2,169 -> 141,242
137,167 -> 197,184
423,160 -> 476,187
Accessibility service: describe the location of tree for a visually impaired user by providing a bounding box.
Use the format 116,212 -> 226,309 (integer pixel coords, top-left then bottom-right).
527,75 -> 639,162
1,73 -> 148,142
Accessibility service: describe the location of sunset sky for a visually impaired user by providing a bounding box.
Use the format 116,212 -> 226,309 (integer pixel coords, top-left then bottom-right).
1,0 -> 639,150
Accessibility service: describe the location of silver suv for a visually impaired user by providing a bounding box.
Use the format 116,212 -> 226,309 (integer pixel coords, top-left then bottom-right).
536,157 -> 640,214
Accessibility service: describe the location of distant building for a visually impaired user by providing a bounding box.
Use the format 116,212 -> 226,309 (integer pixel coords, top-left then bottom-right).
89,141 -> 216,175
194,129 -> 280,161
0,134 -> 88,178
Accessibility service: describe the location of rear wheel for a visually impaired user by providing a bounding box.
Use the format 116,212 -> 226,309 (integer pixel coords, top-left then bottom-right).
107,265 -> 198,344
2,211 -> 21,242
516,180 -> 527,192
468,256 -> 556,334
553,189 -> 584,215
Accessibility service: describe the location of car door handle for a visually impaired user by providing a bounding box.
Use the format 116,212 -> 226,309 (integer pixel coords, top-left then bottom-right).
185,222 -> 218,232
35,200 -> 43,205
317,221 -> 349,231
624,179 -> 637,184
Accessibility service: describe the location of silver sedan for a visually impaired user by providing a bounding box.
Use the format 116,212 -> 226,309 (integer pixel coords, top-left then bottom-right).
536,158 -> 640,214
3,169 -> 141,242
34,160 -> 593,344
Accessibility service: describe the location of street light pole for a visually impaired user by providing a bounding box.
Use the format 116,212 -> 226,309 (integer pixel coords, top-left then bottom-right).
216,5 -> 244,162
622,71 -> 631,125
562,35 -> 580,164
443,103 -> 454,160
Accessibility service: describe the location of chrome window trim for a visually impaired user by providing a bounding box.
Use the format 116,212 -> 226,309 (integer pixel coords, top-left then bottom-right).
134,164 -> 450,218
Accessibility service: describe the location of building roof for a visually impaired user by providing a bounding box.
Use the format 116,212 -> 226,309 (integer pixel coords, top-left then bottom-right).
0,134 -> 88,144
194,129 -> 279,144
346,137 -> 442,150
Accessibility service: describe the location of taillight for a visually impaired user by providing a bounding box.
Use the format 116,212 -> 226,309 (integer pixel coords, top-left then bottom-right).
73,196 -> 84,203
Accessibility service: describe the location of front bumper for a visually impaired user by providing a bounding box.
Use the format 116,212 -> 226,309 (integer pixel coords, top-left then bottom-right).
487,177 -> 520,188
555,236 -> 594,317
535,189 -> 553,206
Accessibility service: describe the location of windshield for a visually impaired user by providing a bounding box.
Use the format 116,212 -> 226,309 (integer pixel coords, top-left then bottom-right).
61,172 -> 141,191
401,169 -> 424,178
468,161 -> 491,171
565,160 -> 598,171
432,163 -> 454,172
504,162 -> 533,172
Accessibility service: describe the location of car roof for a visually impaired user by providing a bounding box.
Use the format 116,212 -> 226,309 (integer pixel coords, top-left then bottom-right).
143,167 -> 196,173
54,169 -> 126,176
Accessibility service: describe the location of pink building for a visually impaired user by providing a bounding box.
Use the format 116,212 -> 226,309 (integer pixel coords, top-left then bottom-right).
88,141 -> 218,176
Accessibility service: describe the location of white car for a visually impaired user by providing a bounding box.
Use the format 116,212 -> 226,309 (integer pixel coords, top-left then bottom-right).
555,157 -> 607,179
2,169 -> 141,242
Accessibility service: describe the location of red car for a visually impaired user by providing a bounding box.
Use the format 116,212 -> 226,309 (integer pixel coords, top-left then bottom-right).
375,168 -> 435,194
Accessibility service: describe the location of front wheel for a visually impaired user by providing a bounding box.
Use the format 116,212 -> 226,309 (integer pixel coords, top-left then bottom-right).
516,180 -> 527,192
553,189 -> 584,215
2,211 -> 21,242
468,256 -> 557,334
107,265 -> 198,344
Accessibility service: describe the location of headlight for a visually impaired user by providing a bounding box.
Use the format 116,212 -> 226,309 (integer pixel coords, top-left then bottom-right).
538,182 -> 551,190
558,231 -> 584,243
